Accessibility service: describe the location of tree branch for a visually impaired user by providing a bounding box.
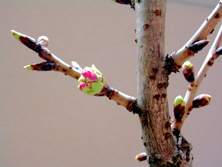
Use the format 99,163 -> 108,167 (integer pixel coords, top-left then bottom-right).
167,1 -> 222,73
172,24 -> 222,134
135,0 -> 181,166
11,30 -> 139,113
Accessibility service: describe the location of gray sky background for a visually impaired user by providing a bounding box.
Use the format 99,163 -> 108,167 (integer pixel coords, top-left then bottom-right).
170,0 -> 220,8
1,0 -> 222,167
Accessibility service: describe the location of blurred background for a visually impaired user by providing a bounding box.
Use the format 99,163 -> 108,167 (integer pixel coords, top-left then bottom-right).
1,0 -> 222,166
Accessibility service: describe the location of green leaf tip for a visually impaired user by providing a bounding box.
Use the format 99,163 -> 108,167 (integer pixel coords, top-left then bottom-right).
206,95 -> 212,103
11,30 -> 22,41
174,95 -> 185,107
24,65 -> 33,70
183,61 -> 193,68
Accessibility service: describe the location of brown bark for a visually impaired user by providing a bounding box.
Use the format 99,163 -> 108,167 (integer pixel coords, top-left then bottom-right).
135,0 -> 191,166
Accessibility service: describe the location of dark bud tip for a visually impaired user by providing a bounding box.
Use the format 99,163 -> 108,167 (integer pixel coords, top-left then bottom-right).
188,40 -> 210,53
112,0 -> 131,5
214,46 -> 222,55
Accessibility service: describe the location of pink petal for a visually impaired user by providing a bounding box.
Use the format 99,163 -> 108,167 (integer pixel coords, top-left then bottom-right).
86,81 -> 93,88
82,69 -> 98,81
79,82 -> 87,90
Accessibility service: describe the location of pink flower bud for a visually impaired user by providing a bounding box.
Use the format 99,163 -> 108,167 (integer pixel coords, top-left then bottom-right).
78,65 -> 106,95
81,68 -> 98,81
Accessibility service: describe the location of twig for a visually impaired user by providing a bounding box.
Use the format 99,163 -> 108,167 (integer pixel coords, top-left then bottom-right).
11,30 -> 139,113
172,24 -> 222,133
168,1 -> 222,73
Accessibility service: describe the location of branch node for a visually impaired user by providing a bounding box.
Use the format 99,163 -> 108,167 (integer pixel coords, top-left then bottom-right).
165,132 -> 171,140
163,54 -> 180,75
127,98 -> 141,114
172,128 -> 181,138
165,121 -> 171,128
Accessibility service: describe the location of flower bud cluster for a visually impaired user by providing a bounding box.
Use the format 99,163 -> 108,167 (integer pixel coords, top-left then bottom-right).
78,65 -> 106,95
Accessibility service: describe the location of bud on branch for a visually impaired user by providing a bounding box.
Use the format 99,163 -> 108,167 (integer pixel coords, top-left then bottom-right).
135,152 -> 147,162
174,95 -> 186,122
78,65 -> 106,95
193,94 -> 212,108
182,61 -> 195,83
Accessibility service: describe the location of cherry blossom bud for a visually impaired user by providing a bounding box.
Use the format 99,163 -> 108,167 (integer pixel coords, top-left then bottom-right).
135,152 -> 147,162
78,65 -> 106,95
174,95 -> 186,121
193,94 -> 212,108
182,61 -> 195,83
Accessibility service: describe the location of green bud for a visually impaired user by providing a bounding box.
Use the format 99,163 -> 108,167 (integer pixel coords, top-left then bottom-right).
174,95 -> 186,121
174,95 -> 185,107
24,65 -> 33,70
11,30 -> 22,41
182,61 -> 195,82
78,65 -> 106,95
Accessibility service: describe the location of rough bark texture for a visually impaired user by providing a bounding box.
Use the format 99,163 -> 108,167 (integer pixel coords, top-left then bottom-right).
136,0 -> 192,166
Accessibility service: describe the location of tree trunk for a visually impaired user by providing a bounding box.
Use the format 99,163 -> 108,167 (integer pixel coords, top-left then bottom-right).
136,0 -> 192,166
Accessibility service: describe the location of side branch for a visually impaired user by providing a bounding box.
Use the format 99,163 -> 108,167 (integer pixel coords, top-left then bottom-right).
11,30 -> 139,113
167,1 -> 222,73
172,25 -> 222,133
